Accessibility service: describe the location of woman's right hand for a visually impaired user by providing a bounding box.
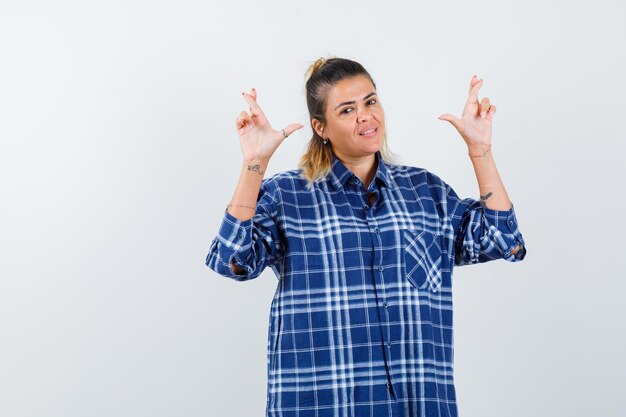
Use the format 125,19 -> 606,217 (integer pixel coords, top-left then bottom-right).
236,88 -> 304,162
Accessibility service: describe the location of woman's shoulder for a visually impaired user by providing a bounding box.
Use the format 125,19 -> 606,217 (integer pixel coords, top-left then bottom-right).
385,162 -> 452,204
261,168 -> 308,191
263,168 -> 306,183
386,161 -> 445,186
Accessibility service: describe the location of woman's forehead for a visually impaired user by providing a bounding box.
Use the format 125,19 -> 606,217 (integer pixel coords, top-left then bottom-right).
327,75 -> 376,104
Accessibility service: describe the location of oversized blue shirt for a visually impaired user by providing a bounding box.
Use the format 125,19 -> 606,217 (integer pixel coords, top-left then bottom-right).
206,151 -> 527,417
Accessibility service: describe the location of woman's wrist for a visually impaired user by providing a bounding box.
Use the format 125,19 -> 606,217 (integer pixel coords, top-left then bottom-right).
467,143 -> 492,158
241,158 -> 270,176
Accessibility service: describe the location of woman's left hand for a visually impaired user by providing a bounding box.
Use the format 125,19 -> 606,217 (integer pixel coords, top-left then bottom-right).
438,75 -> 496,147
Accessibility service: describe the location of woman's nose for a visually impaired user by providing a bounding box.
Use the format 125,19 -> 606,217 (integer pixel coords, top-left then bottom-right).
356,107 -> 372,122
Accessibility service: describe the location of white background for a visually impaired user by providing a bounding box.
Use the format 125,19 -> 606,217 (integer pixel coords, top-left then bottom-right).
1,1 -> 625,416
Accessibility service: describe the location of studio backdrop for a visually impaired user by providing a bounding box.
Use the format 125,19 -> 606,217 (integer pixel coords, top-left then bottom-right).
1,1 -> 624,416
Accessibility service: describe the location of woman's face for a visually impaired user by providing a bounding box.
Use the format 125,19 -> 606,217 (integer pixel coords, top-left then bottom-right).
313,74 -> 386,161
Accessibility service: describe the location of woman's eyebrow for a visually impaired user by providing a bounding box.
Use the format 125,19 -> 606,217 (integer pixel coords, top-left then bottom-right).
334,92 -> 377,110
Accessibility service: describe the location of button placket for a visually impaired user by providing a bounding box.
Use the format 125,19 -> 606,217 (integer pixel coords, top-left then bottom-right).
359,184 -> 395,391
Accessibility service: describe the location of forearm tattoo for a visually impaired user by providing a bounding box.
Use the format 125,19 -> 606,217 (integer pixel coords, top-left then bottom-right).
479,191 -> 492,208
247,164 -> 264,176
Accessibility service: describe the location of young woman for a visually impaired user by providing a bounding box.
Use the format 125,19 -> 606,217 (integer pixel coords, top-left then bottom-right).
206,57 -> 526,417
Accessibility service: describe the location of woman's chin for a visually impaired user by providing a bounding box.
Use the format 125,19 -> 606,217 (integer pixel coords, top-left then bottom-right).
362,139 -> 383,153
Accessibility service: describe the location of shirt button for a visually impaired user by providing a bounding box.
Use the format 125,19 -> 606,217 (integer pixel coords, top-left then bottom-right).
237,234 -> 244,240
378,265 -> 384,271
364,205 -> 369,210
387,343 -> 391,349
352,178 -> 359,185
383,302 -> 388,308
374,227 -> 380,233
386,382 -> 391,389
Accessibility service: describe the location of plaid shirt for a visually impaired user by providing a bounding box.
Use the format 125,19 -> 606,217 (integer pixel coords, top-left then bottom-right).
206,151 -> 527,417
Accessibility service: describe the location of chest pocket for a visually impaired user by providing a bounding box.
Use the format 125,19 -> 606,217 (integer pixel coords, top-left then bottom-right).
404,229 -> 444,293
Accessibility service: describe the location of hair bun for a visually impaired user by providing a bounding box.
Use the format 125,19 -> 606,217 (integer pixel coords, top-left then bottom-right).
306,56 -> 334,79
311,58 -> 326,73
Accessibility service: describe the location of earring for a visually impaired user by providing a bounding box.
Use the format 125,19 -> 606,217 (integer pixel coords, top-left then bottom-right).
323,138 -> 328,145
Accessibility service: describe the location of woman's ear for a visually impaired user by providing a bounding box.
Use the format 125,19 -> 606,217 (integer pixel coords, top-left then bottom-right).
311,119 -> 325,139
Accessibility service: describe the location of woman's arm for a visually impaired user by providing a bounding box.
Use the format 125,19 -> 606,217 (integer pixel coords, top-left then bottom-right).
206,176 -> 285,279
438,75 -> 526,261
228,158 -> 270,221
220,88 -> 303,275
226,158 -> 270,274
466,143 -> 523,256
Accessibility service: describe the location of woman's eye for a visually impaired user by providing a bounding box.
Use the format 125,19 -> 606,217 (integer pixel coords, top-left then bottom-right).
340,100 -> 376,114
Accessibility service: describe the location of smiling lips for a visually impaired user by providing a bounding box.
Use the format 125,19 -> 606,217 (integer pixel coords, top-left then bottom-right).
359,127 -> 378,137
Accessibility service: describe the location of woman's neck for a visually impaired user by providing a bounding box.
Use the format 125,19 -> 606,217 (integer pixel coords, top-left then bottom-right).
335,151 -> 378,189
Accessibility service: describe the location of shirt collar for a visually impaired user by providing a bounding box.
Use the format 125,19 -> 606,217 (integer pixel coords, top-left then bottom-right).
328,150 -> 395,191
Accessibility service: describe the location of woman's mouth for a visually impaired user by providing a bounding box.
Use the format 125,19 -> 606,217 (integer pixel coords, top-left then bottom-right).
359,127 -> 378,138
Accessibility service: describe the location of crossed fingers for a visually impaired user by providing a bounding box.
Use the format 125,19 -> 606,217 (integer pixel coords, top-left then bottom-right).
235,88 -> 266,131
467,75 -> 497,120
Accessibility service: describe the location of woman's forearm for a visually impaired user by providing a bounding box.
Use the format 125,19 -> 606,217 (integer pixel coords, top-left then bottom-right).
467,143 -> 512,211
226,158 -> 270,274
467,143 -> 522,255
227,158 -> 271,221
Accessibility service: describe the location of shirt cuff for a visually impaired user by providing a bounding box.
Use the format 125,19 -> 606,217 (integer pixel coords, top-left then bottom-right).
214,209 -> 254,274
482,203 -> 527,260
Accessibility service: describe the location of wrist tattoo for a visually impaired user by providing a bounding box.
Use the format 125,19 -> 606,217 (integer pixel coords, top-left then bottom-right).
479,191 -> 492,208
247,164 -> 264,175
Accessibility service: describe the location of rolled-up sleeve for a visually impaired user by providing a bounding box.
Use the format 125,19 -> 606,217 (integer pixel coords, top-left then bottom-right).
442,180 -> 527,267
205,178 -> 284,281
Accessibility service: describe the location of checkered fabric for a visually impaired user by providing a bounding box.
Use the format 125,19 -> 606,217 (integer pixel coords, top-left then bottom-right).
206,151 -> 526,417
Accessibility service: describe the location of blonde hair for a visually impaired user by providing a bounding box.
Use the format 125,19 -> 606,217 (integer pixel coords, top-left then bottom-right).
299,57 -> 396,185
